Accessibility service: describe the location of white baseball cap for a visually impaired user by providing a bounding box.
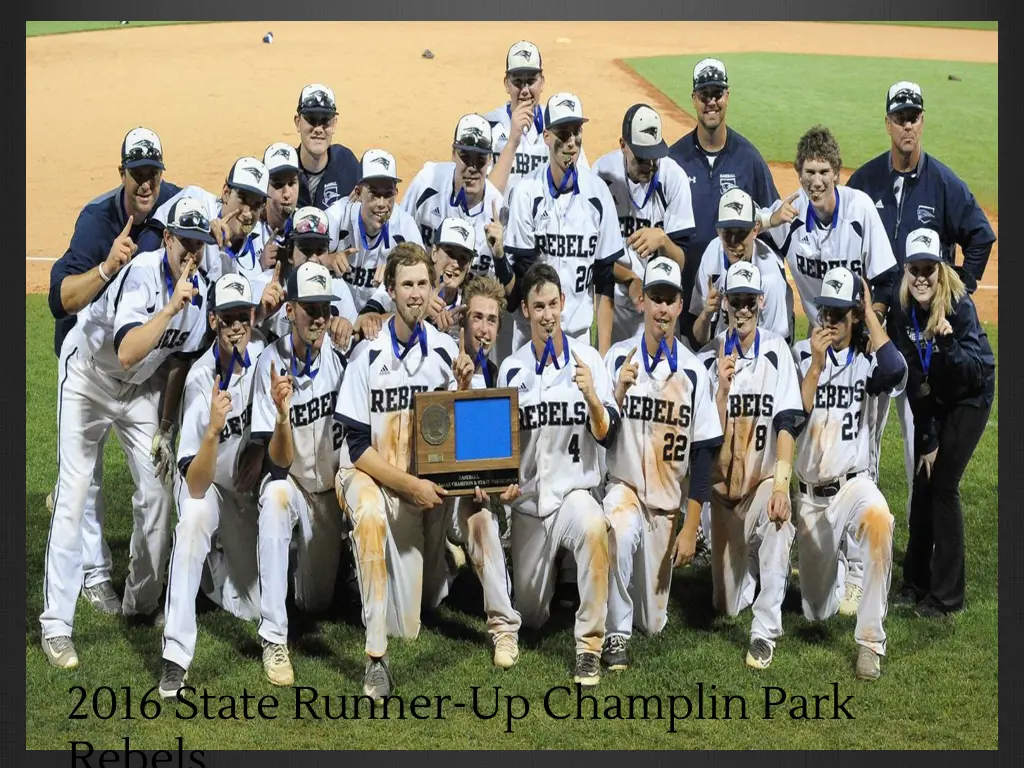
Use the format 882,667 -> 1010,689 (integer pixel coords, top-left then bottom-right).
453,114 -> 493,155
263,142 -> 299,176
815,266 -> 862,309
287,206 -> 330,244
506,40 -> 542,74
166,197 -> 216,245
887,81 -> 924,115
693,58 -> 728,91
210,273 -> 257,312
544,92 -> 588,128
286,261 -> 339,303
358,149 -> 401,184
226,157 -> 269,198
622,104 -> 668,160
905,227 -> 942,262
121,127 -> 165,170
716,188 -> 756,231
297,83 -> 337,116
434,217 -> 476,256
643,256 -> 683,294
723,260 -> 763,295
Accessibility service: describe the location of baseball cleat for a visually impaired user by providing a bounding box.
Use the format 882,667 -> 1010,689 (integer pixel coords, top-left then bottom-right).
855,645 -> 881,681
839,583 -> 864,616
262,640 -> 295,686
601,634 -> 630,671
83,581 -> 121,615
363,655 -> 394,701
126,606 -> 165,629
159,660 -> 188,699
893,584 -> 921,607
493,633 -> 520,669
745,638 -> 774,670
573,652 -> 601,687
41,635 -> 79,669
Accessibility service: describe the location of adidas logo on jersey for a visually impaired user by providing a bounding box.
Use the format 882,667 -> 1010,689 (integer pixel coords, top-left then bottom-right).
518,382 -> 528,393
379,364 -> 390,376
431,207 -> 441,216
538,211 -> 549,221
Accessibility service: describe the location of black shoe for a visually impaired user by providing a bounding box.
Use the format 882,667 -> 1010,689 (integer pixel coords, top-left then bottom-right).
914,599 -> 951,619
158,660 -> 187,700
893,585 -> 921,607
601,635 -> 630,671
573,652 -> 601,686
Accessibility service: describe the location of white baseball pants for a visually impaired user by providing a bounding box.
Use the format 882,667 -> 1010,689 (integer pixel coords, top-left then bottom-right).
41,348 -> 172,639
510,489 -> 610,655
337,467 -> 449,658
162,476 -> 260,671
256,477 -> 346,646
709,478 -> 795,648
794,476 -> 894,656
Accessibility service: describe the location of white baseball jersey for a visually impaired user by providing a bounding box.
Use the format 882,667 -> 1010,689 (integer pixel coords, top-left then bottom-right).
604,331 -> 722,511
227,219 -> 277,286
176,335 -> 267,488
764,186 -> 897,322
504,162 -> 625,337
484,104 -> 590,195
260,275 -> 358,343
792,340 -> 908,485
591,152 -> 696,311
335,319 -> 459,475
75,249 -> 210,385
324,199 -> 424,310
698,329 -> 804,502
399,161 -> 505,278
498,336 -> 618,518
690,239 -> 794,340
249,332 -> 348,495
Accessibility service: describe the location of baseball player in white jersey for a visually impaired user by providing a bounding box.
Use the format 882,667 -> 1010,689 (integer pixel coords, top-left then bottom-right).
696,260 -> 806,671
592,104 -> 696,345
497,263 -> 621,687
792,267 -> 906,680
158,274 -> 267,699
147,157 -> 272,284
484,40 -> 590,197
248,261 -> 351,687
602,257 -> 722,670
691,188 -> 794,347
500,92 -> 625,358
325,149 -> 424,311
334,243 -> 460,701
40,197 -> 215,668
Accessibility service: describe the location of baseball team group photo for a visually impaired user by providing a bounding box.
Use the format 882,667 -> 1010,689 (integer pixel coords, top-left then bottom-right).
25,20 -> 999,751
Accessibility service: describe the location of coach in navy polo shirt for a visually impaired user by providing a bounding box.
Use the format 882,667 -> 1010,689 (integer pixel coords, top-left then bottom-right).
293,84 -> 361,210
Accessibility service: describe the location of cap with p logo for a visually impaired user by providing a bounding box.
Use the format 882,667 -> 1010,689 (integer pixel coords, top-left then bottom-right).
453,114 -> 493,155
622,104 -> 668,160
121,127 -> 165,170
905,227 -> 942,262
643,256 -> 683,293
435,217 -> 476,253
359,149 -> 402,184
298,83 -> 337,115
724,260 -> 764,295
815,266 -> 861,308
227,157 -> 270,198
716,188 -> 756,230
286,261 -> 340,303
506,40 -> 542,73
544,92 -> 588,128
263,142 -> 299,176
210,273 -> 257,312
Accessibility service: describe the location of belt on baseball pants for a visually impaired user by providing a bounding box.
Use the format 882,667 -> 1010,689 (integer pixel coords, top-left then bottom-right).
798,472 -> 863,499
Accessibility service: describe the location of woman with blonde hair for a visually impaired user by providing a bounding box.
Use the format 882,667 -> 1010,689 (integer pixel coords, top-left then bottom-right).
887,228 -> 995,617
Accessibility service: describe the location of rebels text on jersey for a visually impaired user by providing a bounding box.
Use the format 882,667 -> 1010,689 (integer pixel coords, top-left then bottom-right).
249,333 -> 349,495
176,334 -> 267,489
605,331 -> 722,511
792,340 -> 908,485
698,329 -> 805,501
498,338 -> 619,518
335,319 -> 460,475
325,199 -> 424,310
76,249 -> 211,385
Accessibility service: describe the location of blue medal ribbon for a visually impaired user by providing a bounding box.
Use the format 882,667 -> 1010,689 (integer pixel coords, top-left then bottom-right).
725,328 -> 760,359
473,347 -> 493,388
626,163 -> 659,212
290,336 -> 319,380
506,103 -> 544,135
546,165 -> 579,198
827,344 -> 855,368
389,316 -> 427,362
162,253 -> 201,306
450,186 -> 485,217
359,211 -> 390,251
641,335 -> 677,374
535,332 -> 570,374
217,345 -> 251,390
805,188 -> 840,232
911,306 -> 933,380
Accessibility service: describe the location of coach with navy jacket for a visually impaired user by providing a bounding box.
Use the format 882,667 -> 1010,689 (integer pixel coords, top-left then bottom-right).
293,84 -> 361,210
847,82 -> 995,294
668,58 -> 778,338
887,228 -> 994,618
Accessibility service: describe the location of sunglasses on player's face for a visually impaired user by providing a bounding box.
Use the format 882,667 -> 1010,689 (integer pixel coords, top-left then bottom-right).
696,88 -> 727,104
302,114 -> 334,128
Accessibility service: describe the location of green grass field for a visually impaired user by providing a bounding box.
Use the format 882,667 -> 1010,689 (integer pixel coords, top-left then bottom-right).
24,294 -> 998,750
625,53 -> 998,211
842,21 -> 998,31
26,21 -> 207,37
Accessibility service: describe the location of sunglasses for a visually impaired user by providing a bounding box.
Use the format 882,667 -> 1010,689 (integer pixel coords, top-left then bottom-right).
176,210 -> 211,231
889,110 -> 923,127
908,263 -> 938,279
818,306 -> 852,324
127,166 -> 162,185
696,88 -> 727,103
301,114 -> 334,128
458,152 -> 490,170
123,144 -> 163,164
727,295 -> 758,311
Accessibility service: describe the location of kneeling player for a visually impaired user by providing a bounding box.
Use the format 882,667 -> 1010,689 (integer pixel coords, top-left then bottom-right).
602,257 -> 722,670
698,261 -> 805,670
334,243 -> 461,701
159,275 -> 267,698
793,268 -> 906,680
249,262 -> 351,687
498,264 -> 621,687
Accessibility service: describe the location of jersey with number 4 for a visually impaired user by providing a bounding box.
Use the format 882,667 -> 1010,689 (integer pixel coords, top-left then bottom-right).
792,340 -> 908,485
249,333 -> 348,495
399,161 -> 505,278
698,329 -> 804,502
325,199 -> 424,310
176,334 -> 267,489
605,331 -> 722,511
498,337 -> 618,518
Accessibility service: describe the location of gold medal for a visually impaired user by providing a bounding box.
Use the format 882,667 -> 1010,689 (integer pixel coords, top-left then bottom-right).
920,379 -> 931,397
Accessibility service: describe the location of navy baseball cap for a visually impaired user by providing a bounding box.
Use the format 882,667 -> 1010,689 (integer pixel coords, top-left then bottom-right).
622,104 -> 668,160
121,127 -> 165,170
887,81 -> 924,115
692,58 -> 728,91
905,228 -> 942,262
815,267 -> 862,309
166,197 -> 216,245
287,261 -> 340,303
297,83 -> 337,116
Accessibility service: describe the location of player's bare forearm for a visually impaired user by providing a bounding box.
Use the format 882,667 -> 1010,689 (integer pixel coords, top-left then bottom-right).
658,237 -> 685,270
865,302 -> 892,349
693,309 -> 713,347
59,268 -> 107,315
681,498 -> 703,535
488,144 -> 515,195
801,363 -> 822,414
268,418 -> 294,470
160,358 -> 190,429
586,397 -> 610,441
185,430 -> 219,499
117,306 -> 175,369
353,446 -> 417,499
597,294 -> 614,356
613,261 -> 639,286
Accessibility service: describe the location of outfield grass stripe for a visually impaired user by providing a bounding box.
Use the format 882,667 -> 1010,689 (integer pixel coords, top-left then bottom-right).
26,21 -> 212,37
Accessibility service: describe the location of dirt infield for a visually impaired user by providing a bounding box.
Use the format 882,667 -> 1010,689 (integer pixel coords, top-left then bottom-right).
25,21 -> 997,321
